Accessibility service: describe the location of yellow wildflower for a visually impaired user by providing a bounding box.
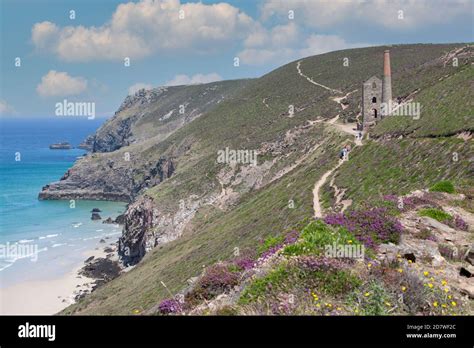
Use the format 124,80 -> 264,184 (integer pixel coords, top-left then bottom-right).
451,301 -> 457,307
448,295 -> 452,299
401,286 -> 407,292
423,271 -> 429,276
385,302 -> 391,307
364,292 -> 371,297
433,301 -> 438,307
398,268 -> 403,273
348,240 -> 353,244
442,304 -> 447,308
427,283 -> 434,289
441,280 -> 447,286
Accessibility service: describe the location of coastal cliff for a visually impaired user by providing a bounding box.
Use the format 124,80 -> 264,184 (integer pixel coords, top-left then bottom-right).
43,44 -> 473,315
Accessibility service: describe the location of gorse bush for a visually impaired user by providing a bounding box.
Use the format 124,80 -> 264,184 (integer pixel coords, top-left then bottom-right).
430,180 -> 455,194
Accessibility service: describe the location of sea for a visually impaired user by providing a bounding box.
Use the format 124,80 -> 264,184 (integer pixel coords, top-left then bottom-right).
0,118 -> 126,288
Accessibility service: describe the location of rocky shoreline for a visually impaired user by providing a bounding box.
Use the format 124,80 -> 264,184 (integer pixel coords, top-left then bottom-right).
72,242 -> 126,302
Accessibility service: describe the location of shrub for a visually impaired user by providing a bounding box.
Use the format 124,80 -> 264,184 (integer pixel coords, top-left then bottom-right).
192,264 -> 240,300
239,264 -> 289,304
257,230 -> 301,259
258,235 -> 285,255
419,208 -> 452,222
295,256 -> 360,296
430,180 -> 455,194
232,256 -> 255,271
349,281 -> 393,315
283,221 -> 360,256
158,298 -> 182,315
453,215 -> 468,231
324,208 -> 403,247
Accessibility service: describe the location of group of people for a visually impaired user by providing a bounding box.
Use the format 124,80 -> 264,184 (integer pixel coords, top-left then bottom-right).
339,144 -> 352,160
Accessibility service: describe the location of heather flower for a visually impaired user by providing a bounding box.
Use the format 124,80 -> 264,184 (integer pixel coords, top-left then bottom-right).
453,215 -> 468,231
196,264 -> 240,298
284,230 -> 300,245
324,207 -> 403,247
233,257 -> 255,271
158,298 -> 182,315
296,255 -> 346,272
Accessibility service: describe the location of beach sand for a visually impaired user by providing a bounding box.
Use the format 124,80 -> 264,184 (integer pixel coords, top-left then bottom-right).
0,247 -> 108,315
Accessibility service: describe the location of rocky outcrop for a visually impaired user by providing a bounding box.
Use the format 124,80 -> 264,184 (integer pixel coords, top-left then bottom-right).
118,196 -> 157,266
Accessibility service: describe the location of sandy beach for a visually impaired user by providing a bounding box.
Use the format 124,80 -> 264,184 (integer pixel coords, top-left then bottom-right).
0,247 -> 109,315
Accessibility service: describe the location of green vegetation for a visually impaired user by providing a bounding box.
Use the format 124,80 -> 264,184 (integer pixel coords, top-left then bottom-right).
348,281 -> 394,315
283,221 -> 359,256
62,43 -> 473,315
430,180 -> 456,193
258,235 -> 286,255
239,264 -> 290,305
333,138 -> 473,206
373,64 -> 474,138
419,208 -> 452,222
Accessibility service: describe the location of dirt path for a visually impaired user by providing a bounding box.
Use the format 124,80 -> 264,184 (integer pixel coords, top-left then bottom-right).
296,61 -> 343,94
313,159 -> 345,218
296,59 -> 364,217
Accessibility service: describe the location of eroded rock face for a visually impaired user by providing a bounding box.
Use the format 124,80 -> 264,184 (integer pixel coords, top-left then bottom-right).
118,196 -> 157,266
38,155 -> 175,203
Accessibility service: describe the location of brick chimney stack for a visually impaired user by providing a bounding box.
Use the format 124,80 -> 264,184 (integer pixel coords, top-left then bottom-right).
382,50 -> 392,111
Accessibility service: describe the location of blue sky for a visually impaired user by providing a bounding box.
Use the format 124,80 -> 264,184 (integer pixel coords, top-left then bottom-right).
0,0 -> 472,118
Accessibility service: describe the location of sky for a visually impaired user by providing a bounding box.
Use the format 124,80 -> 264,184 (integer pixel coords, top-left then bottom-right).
0,0 -> 472,118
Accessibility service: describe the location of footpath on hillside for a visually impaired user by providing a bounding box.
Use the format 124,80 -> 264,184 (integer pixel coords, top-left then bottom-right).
295,60 -> 363,217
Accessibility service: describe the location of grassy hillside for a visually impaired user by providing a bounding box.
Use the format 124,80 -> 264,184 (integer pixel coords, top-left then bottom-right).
372,64 -> 474,137
325,137 -> 473,208
61,43 -> 473,315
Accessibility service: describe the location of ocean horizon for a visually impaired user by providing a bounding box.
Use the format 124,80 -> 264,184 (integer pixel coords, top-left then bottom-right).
0,118 -> 126,288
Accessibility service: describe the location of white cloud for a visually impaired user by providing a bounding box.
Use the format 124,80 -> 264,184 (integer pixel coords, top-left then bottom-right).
0,100 -> 15,115
31,0 -> 257,61
36,70 -> 88,97
164,73 -> 222,86
261,0 -> 472,30
128,83 -> 154,95
238,28 -> 369,66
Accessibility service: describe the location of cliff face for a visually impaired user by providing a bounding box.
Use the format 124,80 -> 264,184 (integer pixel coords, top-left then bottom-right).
57,44 -> 474,315
39,80 -> 249,202
118,196 -> 157,265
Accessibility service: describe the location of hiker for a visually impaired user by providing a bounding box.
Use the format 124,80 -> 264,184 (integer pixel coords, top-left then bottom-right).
339,148 -> 345,160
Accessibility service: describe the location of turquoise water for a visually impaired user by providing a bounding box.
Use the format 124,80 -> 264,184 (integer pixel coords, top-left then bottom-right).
0,118 -> 126,287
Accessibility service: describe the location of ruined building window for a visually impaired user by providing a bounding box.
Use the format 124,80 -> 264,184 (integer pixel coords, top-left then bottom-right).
372,97 -> 377,103
372,82 -> 377,89
373,109 -> 378,118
